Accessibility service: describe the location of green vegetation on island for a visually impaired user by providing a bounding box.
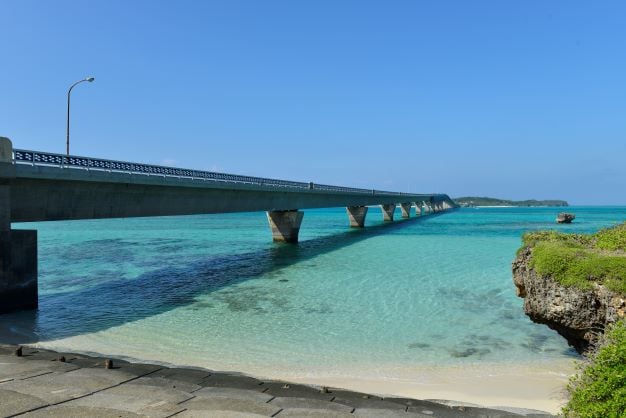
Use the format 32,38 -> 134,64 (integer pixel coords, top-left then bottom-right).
564,320 -> 626,418
521,223 -> 626,295
454,196 -> 568,207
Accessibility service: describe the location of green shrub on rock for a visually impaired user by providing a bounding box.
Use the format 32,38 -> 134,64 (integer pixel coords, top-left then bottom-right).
595,223 -> 626,252
521,222 -> 626,295
521,230 -> 592,249
563,320 -> 626,418
530,242 -> 626,294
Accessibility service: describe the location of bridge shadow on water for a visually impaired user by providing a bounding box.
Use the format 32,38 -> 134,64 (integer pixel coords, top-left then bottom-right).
1,212 -> 448,344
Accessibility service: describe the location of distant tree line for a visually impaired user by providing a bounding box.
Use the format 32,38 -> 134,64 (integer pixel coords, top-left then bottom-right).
453,196 -> 568,207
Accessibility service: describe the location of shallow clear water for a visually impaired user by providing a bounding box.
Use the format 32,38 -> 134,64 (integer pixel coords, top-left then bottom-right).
3,206 -> 626,380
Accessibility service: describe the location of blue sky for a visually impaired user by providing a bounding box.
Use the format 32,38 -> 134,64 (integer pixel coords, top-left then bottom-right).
2,1 -> 625,204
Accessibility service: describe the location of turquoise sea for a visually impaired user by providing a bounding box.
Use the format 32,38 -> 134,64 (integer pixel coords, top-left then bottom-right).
3,206 -> 626,384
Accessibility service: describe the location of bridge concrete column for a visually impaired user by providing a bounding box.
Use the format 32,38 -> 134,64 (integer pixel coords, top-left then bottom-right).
400,203 -> 412,219
1,137 -> 12,232
0,186 -> 9,232
267,210 -> 304,243
414,202 -> 422,216
0,137 -> 38,314
0,228 -> 38,314
1,139 -> 13,245
346,206 -> 368,228
380,204 -> 396,221
0,137 -> 12,165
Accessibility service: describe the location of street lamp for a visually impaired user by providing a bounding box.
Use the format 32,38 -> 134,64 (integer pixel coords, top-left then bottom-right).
66,76 -> 95,156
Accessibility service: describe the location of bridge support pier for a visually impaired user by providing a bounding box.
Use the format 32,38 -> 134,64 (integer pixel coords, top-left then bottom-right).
380,204 -> 396,222
267,210 -> 304,243
0,228 -> 38,314
414,202 -> 422,216
346,206 -> 368,228
400,203 -> 412,219
0,139 -> 39,314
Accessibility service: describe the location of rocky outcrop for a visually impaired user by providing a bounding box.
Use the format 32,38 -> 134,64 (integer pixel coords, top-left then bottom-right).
512,247 -> 626,353
556,213 -> 575,223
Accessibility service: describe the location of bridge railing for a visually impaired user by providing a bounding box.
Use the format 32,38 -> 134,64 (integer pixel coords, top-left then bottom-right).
13,149 -> 429,198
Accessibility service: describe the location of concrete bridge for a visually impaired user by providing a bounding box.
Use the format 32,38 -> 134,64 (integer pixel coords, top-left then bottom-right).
0,137 -> 456,313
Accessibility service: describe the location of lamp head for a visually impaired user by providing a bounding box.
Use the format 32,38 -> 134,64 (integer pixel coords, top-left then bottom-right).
86,77 -> 95,82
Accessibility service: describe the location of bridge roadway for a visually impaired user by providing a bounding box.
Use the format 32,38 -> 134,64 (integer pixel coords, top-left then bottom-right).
0,137 -> 456,313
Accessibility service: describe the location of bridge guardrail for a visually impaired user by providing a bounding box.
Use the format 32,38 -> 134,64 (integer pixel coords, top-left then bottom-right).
13,149 -> 431,198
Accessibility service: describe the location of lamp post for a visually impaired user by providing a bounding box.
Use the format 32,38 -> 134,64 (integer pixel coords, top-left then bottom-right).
66,76 -> 95,156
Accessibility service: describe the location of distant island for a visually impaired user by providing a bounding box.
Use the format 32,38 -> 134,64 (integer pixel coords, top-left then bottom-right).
454,197 -> 568,207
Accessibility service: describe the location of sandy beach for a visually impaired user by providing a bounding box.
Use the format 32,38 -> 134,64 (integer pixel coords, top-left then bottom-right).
17,337 -> 576,415
0,318 -> 577,415
0,344 -> 566,416
286,361 -> 576,414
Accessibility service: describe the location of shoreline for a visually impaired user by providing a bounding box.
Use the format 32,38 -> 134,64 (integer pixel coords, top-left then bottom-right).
286,362 -> 574,414
10,341 -> 575,415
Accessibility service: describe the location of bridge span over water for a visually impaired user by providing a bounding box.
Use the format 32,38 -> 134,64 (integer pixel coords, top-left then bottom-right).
0,137 -> 456,313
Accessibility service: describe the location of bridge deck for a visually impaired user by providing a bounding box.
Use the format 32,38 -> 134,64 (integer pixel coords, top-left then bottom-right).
3,149 -> 453,222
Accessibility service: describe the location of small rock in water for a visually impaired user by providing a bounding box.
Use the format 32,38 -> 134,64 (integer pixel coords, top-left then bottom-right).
15,346 -> 22,357
104,359 -> 113,369
556,212 -> 575,223
449,347 -> 491,358
408,342 -> 430,349
58,356 -> 66,362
